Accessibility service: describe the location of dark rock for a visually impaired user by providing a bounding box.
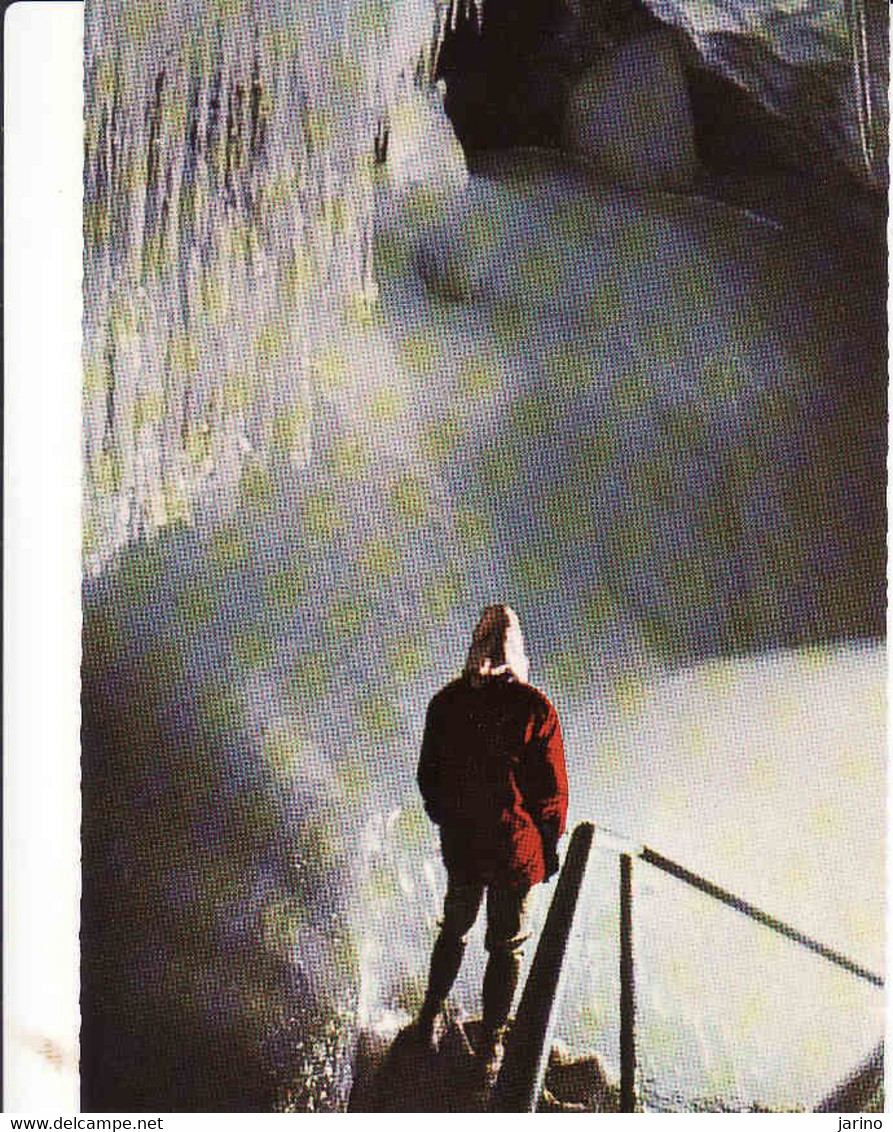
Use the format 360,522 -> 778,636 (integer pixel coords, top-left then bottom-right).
349,1017 -> 618,1113
544,1039 -> 620,1111
349,1017 -> 485,1112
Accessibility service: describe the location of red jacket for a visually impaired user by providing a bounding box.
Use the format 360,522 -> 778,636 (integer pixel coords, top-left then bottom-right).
418,674 -> 569,889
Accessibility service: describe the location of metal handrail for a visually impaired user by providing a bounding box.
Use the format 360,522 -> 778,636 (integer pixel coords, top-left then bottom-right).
491,822 -> 596,1113
619,853 -> 636,1113
612,833 -> 884,1111
638,846 -> 883,988
496,822 -> 883,1113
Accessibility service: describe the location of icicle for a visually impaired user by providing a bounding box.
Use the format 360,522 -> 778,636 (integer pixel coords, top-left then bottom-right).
83,0 -> 479,574
847,0 -> 875,174
431,3 -> 449,78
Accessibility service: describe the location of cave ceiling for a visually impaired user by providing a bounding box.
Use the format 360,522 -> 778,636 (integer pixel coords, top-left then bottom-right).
439,0 -> 888,187
638,0 -> 888,185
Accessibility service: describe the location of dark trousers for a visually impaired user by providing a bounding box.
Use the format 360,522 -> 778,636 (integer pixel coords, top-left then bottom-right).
424,876 -> 533,1036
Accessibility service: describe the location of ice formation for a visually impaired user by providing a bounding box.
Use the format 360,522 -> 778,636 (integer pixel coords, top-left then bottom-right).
82,0 -> 886,575
83,0 -> 474,573
81,0 -> 885,1112
641,0 -> 888,186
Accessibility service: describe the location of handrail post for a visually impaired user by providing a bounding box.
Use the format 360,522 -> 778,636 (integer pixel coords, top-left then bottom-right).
491,821 -> 595,1112
620,852 -> 637,1112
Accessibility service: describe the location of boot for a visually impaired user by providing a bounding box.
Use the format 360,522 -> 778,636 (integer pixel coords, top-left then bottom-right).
475,1024 -> 507,1089
412,994 -> 445,1052
413,928 -> 467,1050
481,948 -> 521,1039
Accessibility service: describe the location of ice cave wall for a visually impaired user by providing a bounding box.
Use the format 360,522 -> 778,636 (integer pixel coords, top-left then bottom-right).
82,0 -> 472,574
639,0 -> 888,186
82,0 -> 887,576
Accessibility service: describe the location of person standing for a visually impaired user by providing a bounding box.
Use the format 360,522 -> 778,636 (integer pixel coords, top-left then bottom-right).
415,604 -> 569,1084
